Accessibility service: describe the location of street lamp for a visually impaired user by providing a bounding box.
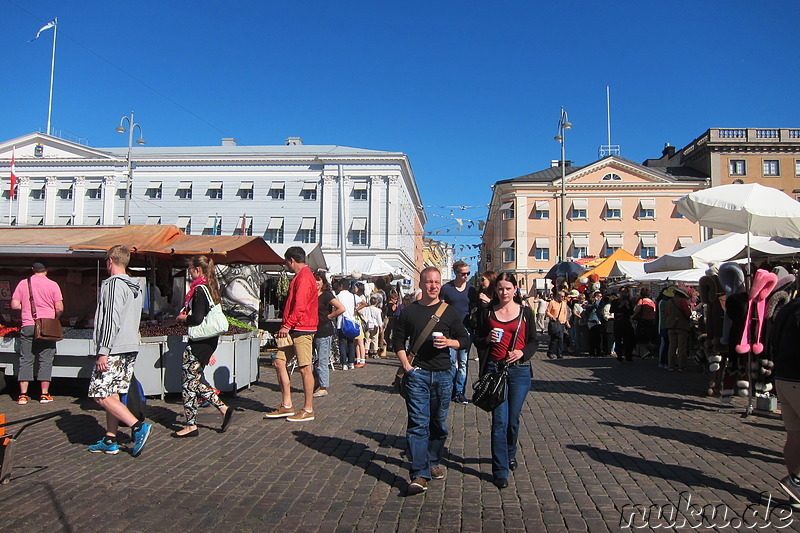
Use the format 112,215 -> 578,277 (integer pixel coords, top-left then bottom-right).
116,112 -> 145,225
554,107 -> 572,262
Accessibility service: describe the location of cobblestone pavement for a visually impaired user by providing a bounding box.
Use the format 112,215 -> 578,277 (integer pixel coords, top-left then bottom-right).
0,342 -> 797,532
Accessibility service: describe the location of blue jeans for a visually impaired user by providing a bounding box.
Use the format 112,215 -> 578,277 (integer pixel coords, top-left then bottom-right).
404,366 -> 455,479
450,342 -> 471,397
338,331 -> 355,367
487,361 -> 531,479
314,335 -> 333,388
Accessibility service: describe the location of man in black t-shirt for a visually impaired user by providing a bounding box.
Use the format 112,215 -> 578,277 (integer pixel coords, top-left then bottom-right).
394,267 -> 469,496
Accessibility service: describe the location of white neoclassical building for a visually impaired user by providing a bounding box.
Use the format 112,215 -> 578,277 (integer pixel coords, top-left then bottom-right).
0,133 -> 426,279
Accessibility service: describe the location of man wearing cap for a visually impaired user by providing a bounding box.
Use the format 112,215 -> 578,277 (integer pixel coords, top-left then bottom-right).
11,261 -> 64,405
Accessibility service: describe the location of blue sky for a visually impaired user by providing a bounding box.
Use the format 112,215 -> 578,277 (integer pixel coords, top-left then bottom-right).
3,1 -> 800,270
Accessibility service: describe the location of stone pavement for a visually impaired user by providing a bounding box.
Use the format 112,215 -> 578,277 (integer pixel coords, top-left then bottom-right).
0,342 -> 798,532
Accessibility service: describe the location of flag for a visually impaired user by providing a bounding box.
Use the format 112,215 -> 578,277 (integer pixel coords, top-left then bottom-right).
9,148 -> 16,199
30,19 -> 56,41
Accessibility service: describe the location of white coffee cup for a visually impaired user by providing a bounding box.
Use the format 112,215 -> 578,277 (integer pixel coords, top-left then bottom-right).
492,327 -> 504,343
431,331 -> 443,341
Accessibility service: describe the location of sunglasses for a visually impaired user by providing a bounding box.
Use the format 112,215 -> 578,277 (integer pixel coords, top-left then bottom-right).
459,271 -> 471,276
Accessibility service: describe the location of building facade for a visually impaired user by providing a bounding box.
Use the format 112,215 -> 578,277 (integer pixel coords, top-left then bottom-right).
423,237 -> 455,282
481,155 -> 706,291
0,133 -> 426,279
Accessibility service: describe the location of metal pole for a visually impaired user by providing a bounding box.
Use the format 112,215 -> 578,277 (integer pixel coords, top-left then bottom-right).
46,18 -> 58,136
124,112 -> 134,225
560,126 -> 567,262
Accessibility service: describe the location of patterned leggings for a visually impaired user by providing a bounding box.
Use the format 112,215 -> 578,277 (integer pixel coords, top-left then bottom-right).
182,347 -> 223,426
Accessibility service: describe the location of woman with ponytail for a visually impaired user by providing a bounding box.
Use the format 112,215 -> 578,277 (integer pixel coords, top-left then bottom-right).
174,255 -> 234,437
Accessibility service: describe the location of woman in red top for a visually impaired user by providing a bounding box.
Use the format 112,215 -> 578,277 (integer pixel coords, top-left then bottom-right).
474,272 -> 538,489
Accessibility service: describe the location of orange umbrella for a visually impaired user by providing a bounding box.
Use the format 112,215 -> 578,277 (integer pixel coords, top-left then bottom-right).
583,249 -> 642,279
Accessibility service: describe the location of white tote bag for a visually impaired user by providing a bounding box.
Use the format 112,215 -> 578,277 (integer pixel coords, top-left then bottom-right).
188,285 -> 229,340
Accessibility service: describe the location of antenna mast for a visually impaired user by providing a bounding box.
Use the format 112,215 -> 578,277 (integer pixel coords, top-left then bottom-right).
599,85 -> 620,158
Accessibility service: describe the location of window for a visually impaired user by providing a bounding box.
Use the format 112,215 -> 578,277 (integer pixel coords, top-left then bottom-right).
301,182 -> 317,200
571,234 -> 589,259
795,160 -> 800,177
269,181 -> 285,200
235,216 -> 253,236
571,199 -> 588,219
351,218 -> 368,245
203,216 -> 222,235
57,185 -> 73,200
146,216 -> 162,225
177,182 -> 192,199
500,239 -> 515,262
534,209 -> 549,219
729,160 -> 746,176
86,186 -> 102,200
353,182 -> 368,201
30,186 -> 45,201
208,181 -> 223,200
300,218 -> 316,243
638,198 -> 656,219
677,236 -> 694,249
640,246 -> 656,259
266,217 -> 284,243
177,216 -> 191,235
117,188 -> 127,199
604,234 -> 624,257
499,201 -> 514,220
601,173 -> 622,181
86,216 -> 101,226
145,181 -> 162,200
572,247 -> 587,259
605,199 -> 622,219
763,160 -> 780,176
238,182 -> 254,200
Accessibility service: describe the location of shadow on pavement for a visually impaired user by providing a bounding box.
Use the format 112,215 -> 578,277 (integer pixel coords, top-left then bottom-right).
567,443 -> 764,503
353,383 -> 395,395
292,430 -> 408,496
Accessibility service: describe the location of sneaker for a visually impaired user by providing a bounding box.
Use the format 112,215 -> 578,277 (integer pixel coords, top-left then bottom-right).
407,477 -> 428,495
40,394 -> 54,404
287,409 -> 315,422
131,423 -> 153,458
354,362 -> 366,368
342,364 -> 350,371
780,476 -> 800,504
313,389 -> 328,397
455,393 -> 470,405
264,405 -> 294,419
430,466 -> 445,480
88,438 -> 119,455
17,394 -> 29,405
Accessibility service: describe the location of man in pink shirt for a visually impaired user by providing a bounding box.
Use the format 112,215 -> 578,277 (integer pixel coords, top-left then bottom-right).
11,261 -> 64,404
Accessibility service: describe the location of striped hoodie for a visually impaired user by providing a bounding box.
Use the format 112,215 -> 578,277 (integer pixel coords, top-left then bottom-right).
93,274 -> 142,356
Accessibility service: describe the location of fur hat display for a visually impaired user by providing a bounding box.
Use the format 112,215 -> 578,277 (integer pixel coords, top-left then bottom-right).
772,265 -> 796,293
736,269 -> 777,355
719,262 -> 746,296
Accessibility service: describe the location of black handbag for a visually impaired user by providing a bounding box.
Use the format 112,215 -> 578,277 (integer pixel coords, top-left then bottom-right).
472,308 -> 523,411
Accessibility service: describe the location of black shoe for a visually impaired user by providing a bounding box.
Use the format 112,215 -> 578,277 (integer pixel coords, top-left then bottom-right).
546,353 -> 555,360
556,355 -> 564,359
456,393 -> 470,405
221,407 -> 235,432
493,477 -> 509,489
509,459 -> 517,471
171,428 -> 199,438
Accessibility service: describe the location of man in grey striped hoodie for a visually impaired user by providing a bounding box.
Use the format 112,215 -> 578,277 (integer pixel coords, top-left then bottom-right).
87,245 -> 152,457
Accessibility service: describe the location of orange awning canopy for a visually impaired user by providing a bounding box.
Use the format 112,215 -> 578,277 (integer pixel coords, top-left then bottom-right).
583,249 -> 642,279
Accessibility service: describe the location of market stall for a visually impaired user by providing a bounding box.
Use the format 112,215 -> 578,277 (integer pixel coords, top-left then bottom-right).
0,226 -> 283,396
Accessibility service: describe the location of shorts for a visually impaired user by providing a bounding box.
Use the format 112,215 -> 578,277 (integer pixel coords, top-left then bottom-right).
777,380 -> 800,431
273,332 -> 314,367
88,352 -> 138,398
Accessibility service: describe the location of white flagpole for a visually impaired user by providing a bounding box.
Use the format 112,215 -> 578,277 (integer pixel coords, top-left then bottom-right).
46,18 -> 58,136
8,147 -> 14,226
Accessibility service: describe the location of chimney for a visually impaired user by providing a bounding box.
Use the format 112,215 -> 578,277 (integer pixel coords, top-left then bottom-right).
285,137 -> 303,146
662,143 -> 676,158
221,138 -> 237,146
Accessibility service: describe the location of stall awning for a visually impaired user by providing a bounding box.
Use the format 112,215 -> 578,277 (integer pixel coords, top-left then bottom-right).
353,182 -> 368,191
239,181 -> 254,190
177,216 -> 191,229
639,198 -> 656,209
640,234 -> 658,247
499,239 -> 515,249
535,200 -> 550,211
572,198 -> 588,210
605,234 -> 624,247
302,181 -> 317,191
268,217 -> 284,230
146,216 -> 162,225
572,234 -> 590,247
300,217 -> 316,230
178,181 -> 192,190
534,237 -> 550,248
351,218 -> 368,231
677,236 -> 694,248
270,181 -> 285,190
499,201 -> 513,210
209,181 -> 223,189
606,198 -> 623,210
146,181 -> 162,190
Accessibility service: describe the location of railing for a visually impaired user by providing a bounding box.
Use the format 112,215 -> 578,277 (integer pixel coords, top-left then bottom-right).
711,128 -> 800,143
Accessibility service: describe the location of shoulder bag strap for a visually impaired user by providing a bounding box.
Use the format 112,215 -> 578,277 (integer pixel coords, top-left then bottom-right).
409,301 -> 449,356
480,307 -> 524,375
27,277 -> 38,320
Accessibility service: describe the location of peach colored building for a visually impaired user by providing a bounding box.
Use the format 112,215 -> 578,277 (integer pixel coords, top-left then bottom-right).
481,155 -> 705,292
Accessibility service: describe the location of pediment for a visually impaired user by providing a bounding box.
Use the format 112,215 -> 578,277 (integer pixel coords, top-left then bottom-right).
563,156 -> 672,185
0,133 -> 118,161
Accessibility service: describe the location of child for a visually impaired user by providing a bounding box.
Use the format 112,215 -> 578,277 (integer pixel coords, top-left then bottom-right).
359,296 -> 383,361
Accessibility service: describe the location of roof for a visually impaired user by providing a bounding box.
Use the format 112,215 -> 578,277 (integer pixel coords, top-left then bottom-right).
98,144 -> 403,159
498,164 -> 585,184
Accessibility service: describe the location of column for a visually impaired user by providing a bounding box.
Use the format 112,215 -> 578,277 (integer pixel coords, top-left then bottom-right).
73,176 -> 86,225
102,175 -> 117,225
44,177 -> 57,225
387,175 -> 399,249
17,177 -> 30,225
516,196 -> 528,265
369,175 -> 382,249
321,175 -> 335,248
340,175 -> 351,249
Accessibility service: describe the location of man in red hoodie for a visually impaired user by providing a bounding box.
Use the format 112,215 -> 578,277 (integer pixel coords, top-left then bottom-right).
265,246 -> 319,422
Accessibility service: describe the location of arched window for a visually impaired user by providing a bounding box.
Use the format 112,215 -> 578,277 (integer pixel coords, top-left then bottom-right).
601,173 -> 622,182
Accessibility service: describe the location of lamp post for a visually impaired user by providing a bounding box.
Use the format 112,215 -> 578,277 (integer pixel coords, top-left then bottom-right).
554,107 -> 572,262
116,112 -> 145,225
